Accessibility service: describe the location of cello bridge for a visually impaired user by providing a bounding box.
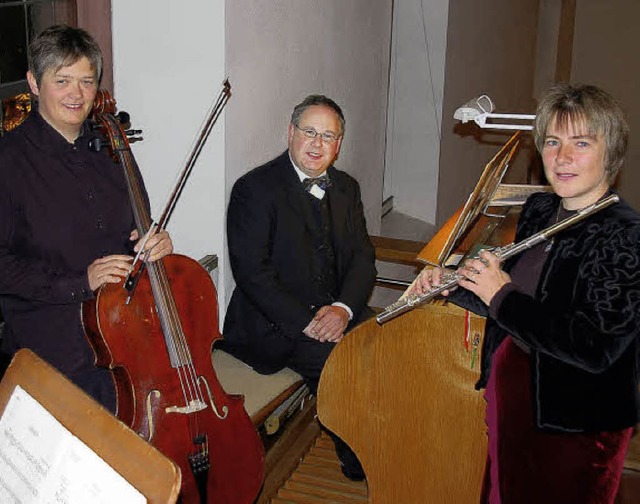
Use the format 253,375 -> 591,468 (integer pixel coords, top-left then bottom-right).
165,399 -> 207,414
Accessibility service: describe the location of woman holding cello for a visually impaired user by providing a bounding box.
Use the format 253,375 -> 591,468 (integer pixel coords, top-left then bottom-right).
0,24 -> 171,411
0,25 -> 264,503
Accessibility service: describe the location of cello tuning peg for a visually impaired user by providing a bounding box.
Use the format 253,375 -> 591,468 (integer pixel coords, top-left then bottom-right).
126,128 -> 143,144
116,111 -> 131,126
88,136 -> 105,152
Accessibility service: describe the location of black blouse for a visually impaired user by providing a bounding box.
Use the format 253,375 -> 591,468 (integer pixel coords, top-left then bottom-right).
0,109 -> 144,381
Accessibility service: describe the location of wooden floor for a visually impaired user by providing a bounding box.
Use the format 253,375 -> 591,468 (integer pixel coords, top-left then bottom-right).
270,432 -> 640,504
270,432 -> 368,504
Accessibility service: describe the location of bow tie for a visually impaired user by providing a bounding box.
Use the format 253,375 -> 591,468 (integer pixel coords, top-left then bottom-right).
302,174 -> 331,192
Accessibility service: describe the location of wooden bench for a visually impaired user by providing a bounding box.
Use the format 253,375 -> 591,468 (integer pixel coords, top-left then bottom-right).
212,349 -> 321,503
212,348 -> 306,430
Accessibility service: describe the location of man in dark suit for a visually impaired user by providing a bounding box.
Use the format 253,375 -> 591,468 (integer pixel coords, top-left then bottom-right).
223,94 -> 376,480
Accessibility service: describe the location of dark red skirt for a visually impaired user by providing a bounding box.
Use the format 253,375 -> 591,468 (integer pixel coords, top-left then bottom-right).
481,337 -> 632,504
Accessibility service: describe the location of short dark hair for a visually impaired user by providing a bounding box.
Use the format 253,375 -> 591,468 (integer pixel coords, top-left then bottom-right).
290,94 -> 345,135
534,83 -> 629,183
28,25 -> 103,87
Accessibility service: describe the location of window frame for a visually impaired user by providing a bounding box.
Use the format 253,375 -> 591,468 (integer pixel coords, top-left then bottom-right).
0,0 -> 77,99
0,0 -> 112,100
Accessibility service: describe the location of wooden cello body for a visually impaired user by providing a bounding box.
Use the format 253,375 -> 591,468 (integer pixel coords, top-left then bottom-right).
83,91 -> 264,503
83,256 -> 264,503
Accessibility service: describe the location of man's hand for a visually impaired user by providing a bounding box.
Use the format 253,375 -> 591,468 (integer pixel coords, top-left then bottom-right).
130,227 -> 174,262
303,305 -> 350,343
87,255 -> 133,291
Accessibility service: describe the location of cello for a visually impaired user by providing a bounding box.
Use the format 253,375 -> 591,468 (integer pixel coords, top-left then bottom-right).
82,89 -> 264,503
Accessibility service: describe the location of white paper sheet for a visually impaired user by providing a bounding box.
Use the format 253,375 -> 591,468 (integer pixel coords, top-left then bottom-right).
0,385 -> 145,504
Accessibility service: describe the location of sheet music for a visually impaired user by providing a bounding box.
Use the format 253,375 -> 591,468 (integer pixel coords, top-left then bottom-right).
490,184 -> 551,206
0,385 -> 145,504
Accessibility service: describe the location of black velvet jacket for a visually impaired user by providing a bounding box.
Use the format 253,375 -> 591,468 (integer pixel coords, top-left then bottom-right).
452,191 -> 640,433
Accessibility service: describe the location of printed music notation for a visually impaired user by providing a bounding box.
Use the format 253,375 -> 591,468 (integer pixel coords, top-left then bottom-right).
490,184 -> 552,206
0,385 -> 145,504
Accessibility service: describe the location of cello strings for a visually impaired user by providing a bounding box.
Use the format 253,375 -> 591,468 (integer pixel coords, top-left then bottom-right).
122,142 -> 203,407
115,104 -> 213,412
148,263 -> 196,404
153,259 -> 204,405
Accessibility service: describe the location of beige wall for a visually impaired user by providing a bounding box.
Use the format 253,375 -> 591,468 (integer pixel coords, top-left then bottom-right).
436,0 -> 540,225
112,0 -> 227,300
225,1 -> 392,303
384,0 -> 449,225
571,0 -> 640,209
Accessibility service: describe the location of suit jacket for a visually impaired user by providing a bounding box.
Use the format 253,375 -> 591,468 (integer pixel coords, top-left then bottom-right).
223,151 -> 377,373
452,191 -> 640,432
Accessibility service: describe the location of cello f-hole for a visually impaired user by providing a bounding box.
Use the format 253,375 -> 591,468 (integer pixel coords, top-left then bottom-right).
143,389 -> 162,442
198,376 -> 229,420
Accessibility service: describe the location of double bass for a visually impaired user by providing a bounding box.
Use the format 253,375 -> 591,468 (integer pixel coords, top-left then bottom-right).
82,90 -> 264,503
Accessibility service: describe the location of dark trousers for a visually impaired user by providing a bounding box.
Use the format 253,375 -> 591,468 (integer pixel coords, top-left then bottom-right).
286,309 -> 372,481
286,306 -> 374,395
286,335 -> 335,395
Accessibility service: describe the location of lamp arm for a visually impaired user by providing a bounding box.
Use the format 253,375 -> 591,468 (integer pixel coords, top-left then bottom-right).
474,112 -> 535,131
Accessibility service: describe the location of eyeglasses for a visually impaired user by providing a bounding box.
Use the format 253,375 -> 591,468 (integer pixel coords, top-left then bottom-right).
294,125 -> 341,143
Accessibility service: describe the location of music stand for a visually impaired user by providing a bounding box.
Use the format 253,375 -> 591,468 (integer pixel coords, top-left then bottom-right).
0,349 -> 181,503
417,131 -> 522,266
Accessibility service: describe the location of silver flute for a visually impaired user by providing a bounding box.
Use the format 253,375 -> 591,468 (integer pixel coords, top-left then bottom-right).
376,194 -> 620,325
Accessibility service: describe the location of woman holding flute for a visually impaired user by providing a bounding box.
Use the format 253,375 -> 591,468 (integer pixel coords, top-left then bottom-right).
412,83 -> 640,503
